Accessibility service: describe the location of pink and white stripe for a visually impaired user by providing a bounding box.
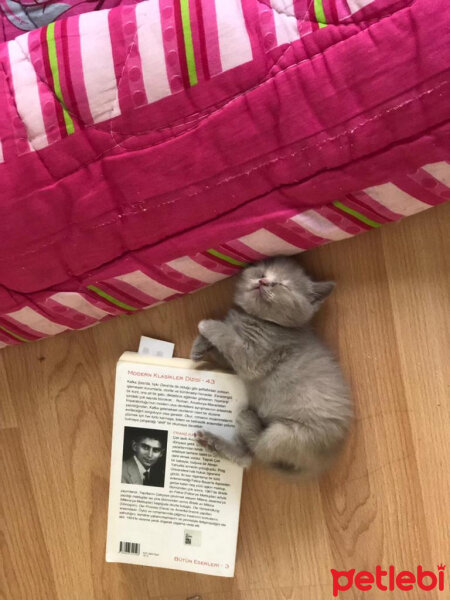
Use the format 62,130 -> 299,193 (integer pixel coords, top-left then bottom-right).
66,16 -> 93,126
166,256 -> 228,284
293,0 -> 314,37
36,296 -> 100,329
225,239 -> 267,261
27,29 -> 62,146
346,0 -> 375,15
215,0 -> 253,72
363,182 -> 430,217
4,306 -> 68,337
114,270 -> 179,300
8,33 -> 48,150
256,1 -> 277,52
238,227 -> 303,255
270,1 -> 300,45
159,0 -> 185,93
110,6 -> 147,113
79,10 -> 119,123
199,0 -> 222,76
192,253 -> 236,277
49,292 -> 114,319
136,0 -> 171,103
290,210 -> 354,241
422,161 -> 450,188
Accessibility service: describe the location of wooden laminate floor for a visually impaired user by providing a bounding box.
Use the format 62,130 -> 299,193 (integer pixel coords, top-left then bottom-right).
1,202 -> 449,600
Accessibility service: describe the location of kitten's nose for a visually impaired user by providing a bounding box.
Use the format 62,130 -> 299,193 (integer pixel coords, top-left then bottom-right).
259,278 -> 270,287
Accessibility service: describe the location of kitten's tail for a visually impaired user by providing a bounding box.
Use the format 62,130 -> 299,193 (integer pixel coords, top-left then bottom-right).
270,459 -> 332,480
270,460 -> 317,480
271,460 -> 302,474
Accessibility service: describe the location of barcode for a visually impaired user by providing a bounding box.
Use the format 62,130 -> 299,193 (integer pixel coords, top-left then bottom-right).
119,541 -> 140,555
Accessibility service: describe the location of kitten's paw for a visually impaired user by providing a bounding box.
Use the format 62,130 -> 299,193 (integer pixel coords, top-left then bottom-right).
190,335 -> 213,362
198,319 -> 222,340
198,319 -> 213,335
195,430 -> 220,453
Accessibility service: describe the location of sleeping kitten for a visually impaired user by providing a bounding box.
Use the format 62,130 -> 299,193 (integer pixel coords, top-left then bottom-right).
190,256 -> 352,478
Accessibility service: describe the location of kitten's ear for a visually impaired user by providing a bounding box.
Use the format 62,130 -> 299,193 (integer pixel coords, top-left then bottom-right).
310,281 -> 335,305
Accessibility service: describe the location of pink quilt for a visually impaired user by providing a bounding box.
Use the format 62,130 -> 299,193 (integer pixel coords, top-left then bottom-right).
0,0 -> 448,347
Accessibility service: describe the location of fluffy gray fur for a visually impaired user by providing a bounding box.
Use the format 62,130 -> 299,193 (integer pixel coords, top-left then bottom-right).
190,256 -> 352,478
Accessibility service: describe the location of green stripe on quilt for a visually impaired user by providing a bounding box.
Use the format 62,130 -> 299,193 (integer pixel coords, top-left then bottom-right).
47,23 -> 75,135
207,249 -> 248,267
0,324 -> 30,343
87,285 -> 138,311
314,0 -> 327,28
180,0 -> 198,86
333,201 -> 382,228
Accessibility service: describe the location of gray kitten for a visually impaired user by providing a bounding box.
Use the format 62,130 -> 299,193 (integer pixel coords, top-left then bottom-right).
190,256 -> 352,478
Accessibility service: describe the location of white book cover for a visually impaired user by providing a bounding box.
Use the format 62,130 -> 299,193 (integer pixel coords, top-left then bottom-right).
106,352 -> 246,577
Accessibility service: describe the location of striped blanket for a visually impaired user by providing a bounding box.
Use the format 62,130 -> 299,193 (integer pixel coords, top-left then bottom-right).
0,0 -> 448,346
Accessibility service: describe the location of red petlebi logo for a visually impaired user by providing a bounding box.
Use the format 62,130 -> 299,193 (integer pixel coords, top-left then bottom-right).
331,565 -> 445,597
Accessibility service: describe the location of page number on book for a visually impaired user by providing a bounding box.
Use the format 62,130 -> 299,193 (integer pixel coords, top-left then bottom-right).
119,541 -> 140,555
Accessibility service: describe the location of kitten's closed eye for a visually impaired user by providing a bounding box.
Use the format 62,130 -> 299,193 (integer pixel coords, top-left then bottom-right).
260,278 -> 288,288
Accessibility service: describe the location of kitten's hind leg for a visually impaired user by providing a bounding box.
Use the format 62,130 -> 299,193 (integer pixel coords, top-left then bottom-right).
253,423 -> 322,477
236,409 -> 264,452
196,431 -> 252,468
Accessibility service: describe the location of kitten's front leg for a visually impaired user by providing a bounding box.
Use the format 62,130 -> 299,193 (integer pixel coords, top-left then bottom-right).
196,431 -> 252,468
198,319 -> 247,374
198,319 -> 228,343
190,334 -> 213,362
199,319 -> 264,379
198,319 -> 235,362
